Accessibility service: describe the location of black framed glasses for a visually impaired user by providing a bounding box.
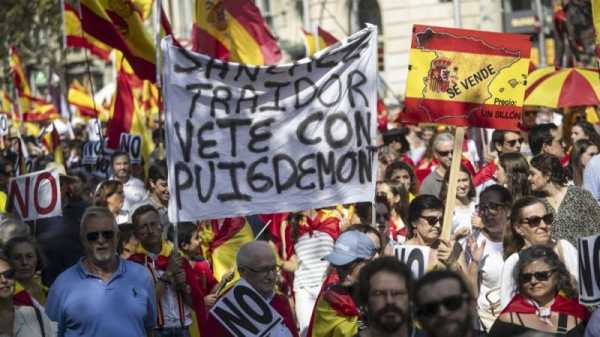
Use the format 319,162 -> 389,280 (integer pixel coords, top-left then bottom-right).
86,230 -> 115,242
242,265 -> 280,275
519,269 -> 556,284
436,150 -> 452,157
520,214 -> 553,227
420,215 -> 442,226
417,294 -> 468,317
0,269 -> 15,280
504,138 -> 523,147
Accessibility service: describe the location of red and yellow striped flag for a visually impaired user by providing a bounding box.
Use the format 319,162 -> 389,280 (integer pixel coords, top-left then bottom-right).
67,81 -> 107,119
1,90 -> 14,116
593,0 -> 600,57
9,47 -> 33,113
79,0 -> 155,81
402,25 -> 531,130
63,2 -> 112,60
192,0 -> 281,64
303,26 -> 339,56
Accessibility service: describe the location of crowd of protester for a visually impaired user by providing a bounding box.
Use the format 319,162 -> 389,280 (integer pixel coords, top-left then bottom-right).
2,108 -> 600,337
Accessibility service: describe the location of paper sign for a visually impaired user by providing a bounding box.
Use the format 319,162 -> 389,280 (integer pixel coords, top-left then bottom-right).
162,26 -> 378,222
8,169 -> 62,221
119,133 -> 142,164
210,279 -> 292,337
394,244 -> 431,279
401,25 -> 531,130
0,114 -> 9,136
578,234 -> 600,305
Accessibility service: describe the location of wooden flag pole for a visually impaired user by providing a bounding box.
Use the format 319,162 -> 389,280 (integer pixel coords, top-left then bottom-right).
441,126 -> 465,241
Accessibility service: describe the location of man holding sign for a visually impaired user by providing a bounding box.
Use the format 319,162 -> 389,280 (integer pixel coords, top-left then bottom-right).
206,241 -> 298,337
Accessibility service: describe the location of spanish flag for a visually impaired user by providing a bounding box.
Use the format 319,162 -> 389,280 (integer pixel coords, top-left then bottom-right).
22,98 -> 59,123
9,46 -> 32,113
594,0 -> 600,57
303,26 -> 339,56
1,90 -> 15,116
192,0 -> 281,65
63,2 -> 112,60
402,25 -> 531,130
41,123 -> 64,165
306,281 -> 359,337
198,217 -> 254,283
79,0 -> 155,81
67,81 -> 106,119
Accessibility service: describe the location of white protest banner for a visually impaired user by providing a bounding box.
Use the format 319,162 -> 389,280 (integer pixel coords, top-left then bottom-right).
578,234 -> 600,305
119,133 -> 142,164
394,244 -> 431,279
0,114 -> 9,136
81,140 -> 103,165
210,279 -> 292,337
162,26 -> 378,222
8,168 -> 62,221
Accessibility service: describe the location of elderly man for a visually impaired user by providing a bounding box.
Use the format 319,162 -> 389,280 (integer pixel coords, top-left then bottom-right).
355,256 -> 424,337
418,132 -> 454,197
45,207 -> 156,337
205,241 -> 299,337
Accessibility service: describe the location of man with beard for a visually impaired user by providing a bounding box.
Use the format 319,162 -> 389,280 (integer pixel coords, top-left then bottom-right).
414,270 -> 478,337
46,207 -> 157,337
354,256 -> 425,337
111,151 -> 146,212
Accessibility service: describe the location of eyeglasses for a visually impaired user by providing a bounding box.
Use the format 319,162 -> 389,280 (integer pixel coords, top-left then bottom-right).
86,230 -> 115,242
519,269 -> 556,284
476,202 -> 504,214
436,150 -> 452,157
420,215 -> 442,226
520,214 -> 553,227
417,294 -> 468,317
504,138 -> 523,147
242,265 -> 280,275
0,269 -> 15,280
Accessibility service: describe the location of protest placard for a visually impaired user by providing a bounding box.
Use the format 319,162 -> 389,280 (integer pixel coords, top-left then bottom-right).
394,244 -> 431,279
119,133 -> 142,164
162,26 -> 378,222
8,168 -> 62,221
578,234 -> 600,305
0,114 -> 9,136
401,25 -> 531,130
210,279 -> 292,337
81,140 -> 103,165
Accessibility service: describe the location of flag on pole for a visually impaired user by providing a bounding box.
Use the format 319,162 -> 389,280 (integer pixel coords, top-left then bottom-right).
9,47 -> 33,114
191,0 -> 281,64
303,26 -> 339,56
67,81 -> 106,119
79,0 -> 156,81
63,2 -> 112,60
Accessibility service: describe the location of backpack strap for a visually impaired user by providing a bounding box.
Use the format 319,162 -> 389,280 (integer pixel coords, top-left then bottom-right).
32,305 -> 46,337
557,313 -> 568,335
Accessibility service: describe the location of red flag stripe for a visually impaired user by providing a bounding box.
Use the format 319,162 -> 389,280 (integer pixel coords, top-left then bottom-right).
66,36 -> 111,60
191,25 -> 230,60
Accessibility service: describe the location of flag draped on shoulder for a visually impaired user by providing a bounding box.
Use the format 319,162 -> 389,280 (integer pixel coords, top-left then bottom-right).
79,0 -> 156,81
303,26 -> 339,56
63,2 -> 112,60
192,0 -> 281,64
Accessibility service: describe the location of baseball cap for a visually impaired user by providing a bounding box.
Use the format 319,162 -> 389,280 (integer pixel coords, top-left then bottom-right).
323,230 -> 376,266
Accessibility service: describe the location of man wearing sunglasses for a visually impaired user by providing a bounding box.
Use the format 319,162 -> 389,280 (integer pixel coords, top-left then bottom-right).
414,270 -> 478,337
419,132 -> 454,198
46,207 -> 157,337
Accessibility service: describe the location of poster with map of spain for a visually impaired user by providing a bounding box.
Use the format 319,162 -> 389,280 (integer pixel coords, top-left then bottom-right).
403,25 -> 531,130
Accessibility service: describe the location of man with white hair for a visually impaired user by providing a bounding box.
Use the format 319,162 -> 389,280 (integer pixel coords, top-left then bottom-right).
46,207 -> 156,337
205,241 -> 299,337
419,132 -> 454,197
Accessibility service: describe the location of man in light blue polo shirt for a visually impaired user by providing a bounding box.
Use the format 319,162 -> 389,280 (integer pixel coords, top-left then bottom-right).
46,206 -> 156,337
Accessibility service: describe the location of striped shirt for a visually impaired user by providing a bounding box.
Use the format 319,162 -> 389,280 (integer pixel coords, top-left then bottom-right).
293,231 -> 334,290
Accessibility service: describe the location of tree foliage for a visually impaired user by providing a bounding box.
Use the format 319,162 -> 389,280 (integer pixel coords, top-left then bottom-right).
0,0 -> 63,85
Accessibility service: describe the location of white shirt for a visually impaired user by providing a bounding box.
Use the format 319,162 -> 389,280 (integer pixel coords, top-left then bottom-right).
4,306 -> 56,337
293,231 -> 334,290
451,201 -> 476,234
499,240 -> 578,310
120,176 -> 147,212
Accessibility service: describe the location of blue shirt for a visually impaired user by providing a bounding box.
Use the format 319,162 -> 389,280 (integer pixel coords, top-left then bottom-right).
583,154 -> 600,203
46,257 -> 156,337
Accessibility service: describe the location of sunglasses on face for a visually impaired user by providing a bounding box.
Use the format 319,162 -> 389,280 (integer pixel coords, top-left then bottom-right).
504,138 -> 523,147
86,230 -> 115,242
519,269 -> 556,284
520,214 -> 553,227
420,215 -> 442,226
0,269 -> 15,280
436,150 -> 452,157
417,294 -> 468,317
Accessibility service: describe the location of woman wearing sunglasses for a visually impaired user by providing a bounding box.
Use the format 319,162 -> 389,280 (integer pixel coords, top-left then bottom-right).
489,245 -> 588,337
499,196 -> 578,310
529,153 -> 600,246
405,195 -> 467,271
3,236 -> 47,307
0,253 -> 54,337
